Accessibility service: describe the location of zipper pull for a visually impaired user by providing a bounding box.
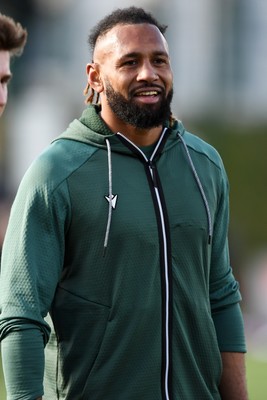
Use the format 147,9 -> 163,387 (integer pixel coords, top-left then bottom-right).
149,161 -> 158,188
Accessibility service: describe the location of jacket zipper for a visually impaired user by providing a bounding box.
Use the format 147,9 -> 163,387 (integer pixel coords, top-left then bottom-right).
116,130 -> 172,400
148,160 -> 171,400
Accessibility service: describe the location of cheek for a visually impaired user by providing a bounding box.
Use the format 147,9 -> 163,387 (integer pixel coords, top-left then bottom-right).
106,76 -> 129,94
157,68 -> 173,91
0,86 -> 8,103
165,70 -> 173,87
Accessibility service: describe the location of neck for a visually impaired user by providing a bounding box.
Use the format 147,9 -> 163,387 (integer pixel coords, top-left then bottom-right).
99,105 -> 163,146
118,125 -> 163,146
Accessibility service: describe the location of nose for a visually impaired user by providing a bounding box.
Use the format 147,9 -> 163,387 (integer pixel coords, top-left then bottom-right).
137,61 -> 158,82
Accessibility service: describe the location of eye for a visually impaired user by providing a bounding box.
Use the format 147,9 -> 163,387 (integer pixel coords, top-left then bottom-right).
154,57 -> 168,65
122,59 -> 138,66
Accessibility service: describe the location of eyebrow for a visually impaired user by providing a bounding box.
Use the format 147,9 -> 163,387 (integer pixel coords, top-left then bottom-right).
119,50 -> 169,61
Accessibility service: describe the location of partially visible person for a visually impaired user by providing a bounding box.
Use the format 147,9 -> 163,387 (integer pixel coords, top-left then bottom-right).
0,12 -> 27,117
0,12 -> 27,400
0,13 -> 27,263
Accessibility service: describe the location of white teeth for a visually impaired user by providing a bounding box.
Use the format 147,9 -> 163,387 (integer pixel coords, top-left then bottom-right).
137,91 -> 158,96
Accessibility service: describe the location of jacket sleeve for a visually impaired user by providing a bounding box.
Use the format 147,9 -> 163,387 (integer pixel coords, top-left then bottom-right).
0,158 -> 71,399
209,162 -> 246,352
212,302 -> 246,352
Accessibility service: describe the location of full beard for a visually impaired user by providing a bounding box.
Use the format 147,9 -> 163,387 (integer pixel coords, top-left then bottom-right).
105,82 -> 173,129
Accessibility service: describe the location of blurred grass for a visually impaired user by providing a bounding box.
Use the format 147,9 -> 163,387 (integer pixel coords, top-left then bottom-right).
247,355 -> 267,399
0,352 -> 6,400
0,352 -> 267,399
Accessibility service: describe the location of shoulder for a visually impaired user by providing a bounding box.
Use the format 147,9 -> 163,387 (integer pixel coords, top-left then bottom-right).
173,122 -> 229,189
182,130 -> 225,171
19,138 -> 98,194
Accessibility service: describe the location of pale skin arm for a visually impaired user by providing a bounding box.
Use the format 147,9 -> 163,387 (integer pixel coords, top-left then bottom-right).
219,352 -> 248,400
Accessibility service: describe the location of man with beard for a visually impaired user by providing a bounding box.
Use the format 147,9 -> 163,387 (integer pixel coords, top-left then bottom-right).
0,7 -> 248,400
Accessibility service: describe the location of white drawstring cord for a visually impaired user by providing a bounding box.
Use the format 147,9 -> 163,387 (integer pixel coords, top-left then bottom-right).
178,132 -> 213,244
103,138 -> 113,255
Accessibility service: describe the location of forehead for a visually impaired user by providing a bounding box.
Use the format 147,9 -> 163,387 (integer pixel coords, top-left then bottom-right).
93,23 -> 169,61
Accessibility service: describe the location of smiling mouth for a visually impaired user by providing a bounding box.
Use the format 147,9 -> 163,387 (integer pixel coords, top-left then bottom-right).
135,90 -> 159,96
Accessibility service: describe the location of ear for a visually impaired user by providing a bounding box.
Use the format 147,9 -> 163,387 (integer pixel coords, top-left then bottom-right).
86,63 -> 104,93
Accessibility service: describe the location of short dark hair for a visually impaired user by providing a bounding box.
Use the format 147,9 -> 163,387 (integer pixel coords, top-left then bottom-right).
88,6 -> 167,55
0,13 -> 27,56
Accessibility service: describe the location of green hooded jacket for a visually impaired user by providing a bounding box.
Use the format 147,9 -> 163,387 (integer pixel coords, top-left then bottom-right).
0,105 -> 246,399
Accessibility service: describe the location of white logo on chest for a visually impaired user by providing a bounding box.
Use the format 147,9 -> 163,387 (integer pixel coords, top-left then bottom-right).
105,194 -> 118,209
